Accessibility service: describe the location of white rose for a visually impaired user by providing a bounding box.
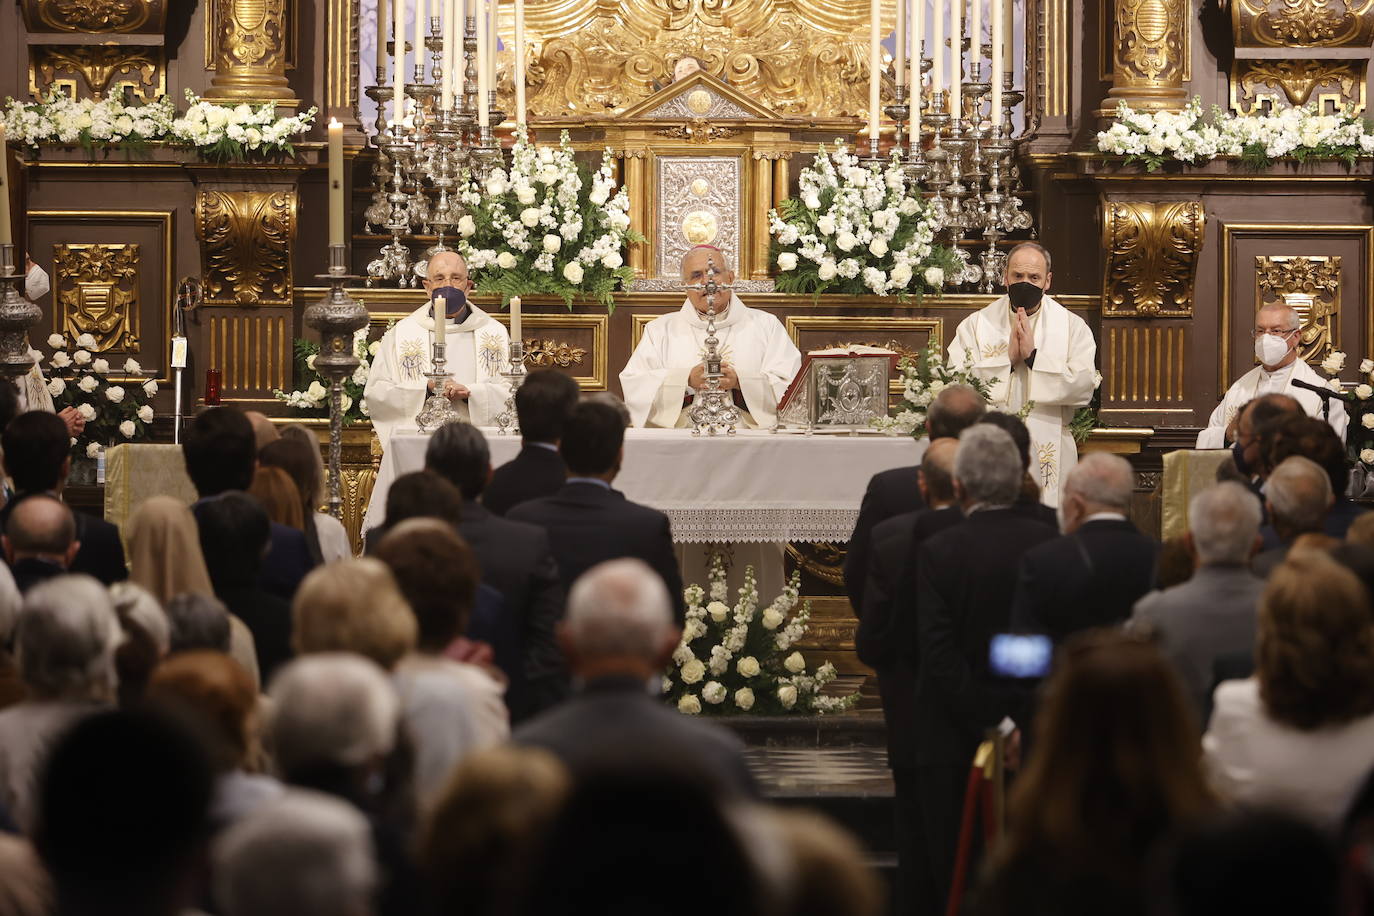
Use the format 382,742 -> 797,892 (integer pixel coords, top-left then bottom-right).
835,231 -> 858,251
50,351 -> 71,369
761,608 -> 784,630
78,375 -> 98,393
47,334 -> 65,349
817,259 -> 838,281
733,687 -> 755,711
1362,449 -> 1374,466
1323,351 -> 1347,373
137,405 -> 154,423
496,251 -> 517,269
142,379 -> 158,397
306,354 -> 317,370
123,357 -> 141,373
1329,379 -> 1344,393
680,658 -> 705,685
46,378 -> 65,397
589,186 -> 609,206
869,237 -> 889,257
77,333 -> 96,349
677,695 -> 702,715
563,262 -> 584,284
458,215 -> 477,237
777,252 -> 798,271
778,684 -> 798,709
368,341 -> 380,356
485,177 -> 506,196
104,385 -> 125,403
543,234 -> 561,253
73,349 -> 91,365
516,185 -> 537,205
341,394 -> 353,413
85,442 -> 102,459
736,656 -> 761,678
601,251 -> 623,270
784,651 -> 806,673
802,192 -> 821,209
119,420 -> 135,438
890,263 -> 913,287
520,207 -> 541,227
1362,414 -> 1374,430
816,215 -> 836,236
91,358 -> 110,374
1358,385 -> 1374,400
706,600 -> 730,622
538,147 -> 554,164
76,403 -> 96,421
702,681 -> 726,704
923,267 -> 945,287
306,380 -> 327,400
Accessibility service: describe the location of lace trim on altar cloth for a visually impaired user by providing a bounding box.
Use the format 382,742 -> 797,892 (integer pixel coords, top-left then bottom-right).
659,507 -> 859,544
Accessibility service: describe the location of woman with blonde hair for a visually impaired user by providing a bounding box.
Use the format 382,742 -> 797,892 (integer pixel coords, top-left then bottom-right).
1205,548 -> 1374,830
262,428 -> 351,563
247,466 -> 303,531
291,558 -> 417,670
972,631 -> 1215,916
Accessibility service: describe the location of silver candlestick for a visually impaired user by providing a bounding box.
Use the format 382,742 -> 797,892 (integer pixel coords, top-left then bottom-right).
494,339 -> 528,435
0,244 -> 39,382
415,309 -> 465,431
304,243 -> 368,519
686,257 -> 740,436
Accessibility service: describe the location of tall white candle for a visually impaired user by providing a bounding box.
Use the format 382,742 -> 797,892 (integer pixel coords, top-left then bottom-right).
328,119 -> 345,246
509,296 -> 522,343
971,0 -> 981,76
441,0 -> 454,107
991,0 -> 1003,120
896,0 -> 907,87
869,0 -> 881,140
415,0 -> 428,82
376,0 -> 390,73
433,297 -> 447,344
949,0 -> 961,115
476,0 -> 490,126
487,0 -> 498,99
932,0 -> 944,95
514,0 -> 526,126
911,0 -> 922,138
0,125 -> 12,247
1002,0 -> 1014,78
393,0 -> 405,123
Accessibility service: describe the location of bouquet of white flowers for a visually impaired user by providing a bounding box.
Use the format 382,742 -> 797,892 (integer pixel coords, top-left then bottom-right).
874,343 -> 997,436
41,333 -> 156,457
1097,97 -> 1374,171
457,130 -> 640,311
169,91 -> 317,162
2,93 -> 175,150
770,141 -> 962,298
665,553 -> 857,717
274,328 -> 377,422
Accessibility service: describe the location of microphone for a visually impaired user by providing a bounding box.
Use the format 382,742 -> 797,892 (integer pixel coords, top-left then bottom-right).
1291,378 -> 1344,401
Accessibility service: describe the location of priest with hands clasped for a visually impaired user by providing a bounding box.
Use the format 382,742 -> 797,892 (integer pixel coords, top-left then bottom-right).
619,246 -> 801,429
364,250 -> 512,446
946,242 -> 1098,507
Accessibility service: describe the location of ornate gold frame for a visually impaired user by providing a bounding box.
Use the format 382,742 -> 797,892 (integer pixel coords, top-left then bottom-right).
26,208 -> 175,385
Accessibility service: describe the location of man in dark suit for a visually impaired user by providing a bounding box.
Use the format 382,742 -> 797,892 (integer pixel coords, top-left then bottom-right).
913,423 -> 1058,913
1010,452 -> 1157,642
844,383 -> 986,611
483,369 -> 580,516
0,411 -> 127,585
510,400 -> 686,623
514,558 -> 753,798
424,421 -> 569,721
1252,455 -> 1332,578
856,436 -> 962,916
1257,414 -> 1366,545
977,411 -> 1059,528
3,494 -> 78,593
182,407 -> 315,601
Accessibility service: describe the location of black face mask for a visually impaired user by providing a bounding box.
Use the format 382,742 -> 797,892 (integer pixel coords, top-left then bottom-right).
1007,281 -> 1044,311
1231,438 -> 1252,477
432,285 -> 468,318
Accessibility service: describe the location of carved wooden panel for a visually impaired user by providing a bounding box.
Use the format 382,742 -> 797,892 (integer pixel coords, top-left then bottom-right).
20,0 -> 169,34
488,314 -> 610,390
1102,200 -> 1204,317
52,243 -> 141,353
204,311 -> 292,400
195,189 -> 297,307
1256,255 -> 1343,365
29,46 -> 164,102
1103,324 -> 1188,405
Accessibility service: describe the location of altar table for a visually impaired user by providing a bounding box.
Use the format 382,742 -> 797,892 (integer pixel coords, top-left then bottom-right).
362,427 -> 926,542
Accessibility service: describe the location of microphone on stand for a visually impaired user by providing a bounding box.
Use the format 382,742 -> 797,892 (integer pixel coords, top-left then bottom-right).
172,277 -> 201,443
1290,377 -> 1344,422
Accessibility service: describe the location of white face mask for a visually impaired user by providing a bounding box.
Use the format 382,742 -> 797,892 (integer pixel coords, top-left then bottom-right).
1255,332 -> 1291,368
24,264 -> 50,302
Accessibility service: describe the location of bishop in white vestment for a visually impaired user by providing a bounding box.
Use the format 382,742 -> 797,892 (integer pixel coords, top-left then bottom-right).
947,243 -> 1098,506
364,251 -> 511,446
1196,302 -> 1347,448
620,247 -> 801,429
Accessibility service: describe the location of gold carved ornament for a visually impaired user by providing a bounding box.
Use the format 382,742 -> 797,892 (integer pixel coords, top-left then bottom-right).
202,0 -> 296,103
51,243 -> 141,353
30,46 -> 163,102
195,190 -> 296,307
1255,255 -> 1342,363
1102,201 -> 1204,317
1230,59 -> 1364,113
1232,0 -> 1374,47
30,0 -> 161,32
521,0 -> 893,118
1100,0 -> 1189,113
521,339 -> 587,369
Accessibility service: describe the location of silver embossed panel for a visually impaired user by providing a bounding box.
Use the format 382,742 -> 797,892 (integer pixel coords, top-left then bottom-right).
644,88 -> 754,121
656,156 -> 742,280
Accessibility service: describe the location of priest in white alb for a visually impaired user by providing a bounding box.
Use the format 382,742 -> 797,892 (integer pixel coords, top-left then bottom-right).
620,246 -> 801,428
1196,302 -> 1347,449
364,250 -> 511,446
947,242 -> 1098,506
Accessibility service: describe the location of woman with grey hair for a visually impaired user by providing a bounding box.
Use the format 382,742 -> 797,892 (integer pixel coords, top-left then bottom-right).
0,574 -> 120,830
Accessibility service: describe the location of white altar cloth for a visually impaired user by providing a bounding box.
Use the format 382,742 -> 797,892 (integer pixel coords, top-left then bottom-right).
363,427 -> 925,543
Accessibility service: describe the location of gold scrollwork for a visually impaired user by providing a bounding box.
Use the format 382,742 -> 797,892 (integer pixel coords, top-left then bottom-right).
1255,255 -> 1342,363
1102,201 -> 1204,317
784,542 -> 846,588
31,0 -> 161,32
202,0 -> 297,103
52,243 -> 141,353
1233,0 -> 1374,47
30,46 -> 163,102
1100,0 -> 1190,112
195,189 -> 296,307
522,338 -> 588,369
1230,59 -> 1365,114
653,122 -> 744,143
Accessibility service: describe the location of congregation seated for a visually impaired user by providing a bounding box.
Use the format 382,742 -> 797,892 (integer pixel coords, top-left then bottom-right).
975,410 -> 1059,527
261,428 -> 353,563
3,495 -> 78,594
1257,414 -> 1368,544
109,581 -> 170,707
248,465 -> 305,530
1252,455 -> 1334,577
482,368 -> 581,516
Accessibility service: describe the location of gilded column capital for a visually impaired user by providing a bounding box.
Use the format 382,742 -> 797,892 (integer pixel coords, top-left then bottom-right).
1102,200 -> 1204,317
203,0 -> 299,107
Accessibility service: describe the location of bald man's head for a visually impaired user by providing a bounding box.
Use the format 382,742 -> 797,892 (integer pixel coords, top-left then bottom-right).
4,494 -> 77,566
681,247 -> 735,315
422,250 -> 471,297
919,438 -> 960,506
927,384 -> 987,439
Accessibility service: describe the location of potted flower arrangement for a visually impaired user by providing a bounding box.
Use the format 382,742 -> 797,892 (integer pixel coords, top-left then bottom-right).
664,553 -> 857,717
769,141 -> 964,298
455,130 -> 640,310
274,327 -> 376,422
40,333 -> 156,465
873,344 -> 997,437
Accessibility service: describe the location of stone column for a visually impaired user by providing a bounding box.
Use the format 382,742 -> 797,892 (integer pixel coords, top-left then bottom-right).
1097,0 -> 1189,115
203,0 -> 299,107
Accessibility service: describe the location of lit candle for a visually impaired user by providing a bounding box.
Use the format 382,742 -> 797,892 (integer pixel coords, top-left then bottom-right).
441,0 -> 454,108
0,125 -> 11,247
896,0 -> 906,87
476,0 -> 489,126
514,0 -> 526,126
911,0 -> 922,138
949,0 -> 961,115
509,295 -> 522,344
932,0 -> 944,96
376,0 -> 391,73
991,0 -> 1003,121
414,0 -> 428,82
328,118 -> 344,246
393,0 -> 406,123
868,0 -> 881,141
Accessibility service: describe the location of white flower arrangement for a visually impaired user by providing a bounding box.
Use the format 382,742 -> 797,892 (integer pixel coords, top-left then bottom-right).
1096,97 -> 1374,172
274,327 -> 376,421
42,333 -> 155,456
2,91 -> 315,162
457,130 -> 640,311
770,141 -> 962,297
665,552 -> 857,716
874,343 -> 998,437
1319,349 -> 1372,470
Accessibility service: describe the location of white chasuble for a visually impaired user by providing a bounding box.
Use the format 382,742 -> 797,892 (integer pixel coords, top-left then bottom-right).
1196,358 -> 1349,449
619,296 -> 802,429
947,294 -> 1099,507
364,303 -> 511,447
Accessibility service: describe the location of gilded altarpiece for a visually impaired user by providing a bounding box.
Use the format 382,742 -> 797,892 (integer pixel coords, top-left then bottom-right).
1227,0 -> 1374,114
19,0 -> 171,103
52,243 -> 142,354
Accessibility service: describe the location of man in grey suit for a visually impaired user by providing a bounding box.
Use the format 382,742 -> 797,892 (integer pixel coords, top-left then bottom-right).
1128,481 -> 1266,717
513,558 -> 754,799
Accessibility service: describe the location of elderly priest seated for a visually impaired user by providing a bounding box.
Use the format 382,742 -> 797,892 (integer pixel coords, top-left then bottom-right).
619,246 -> 800,428
1197,302 -> 1348,449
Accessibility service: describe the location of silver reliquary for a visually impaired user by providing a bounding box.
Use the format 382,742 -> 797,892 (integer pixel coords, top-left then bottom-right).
775,348 -> 897,432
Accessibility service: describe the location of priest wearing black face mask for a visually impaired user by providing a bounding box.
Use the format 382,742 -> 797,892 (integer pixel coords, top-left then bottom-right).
364,250 -> 513,445
946,243 -> 1099,507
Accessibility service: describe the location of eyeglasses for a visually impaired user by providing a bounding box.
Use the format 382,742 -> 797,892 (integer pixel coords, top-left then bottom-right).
1251,328 -> 1297,340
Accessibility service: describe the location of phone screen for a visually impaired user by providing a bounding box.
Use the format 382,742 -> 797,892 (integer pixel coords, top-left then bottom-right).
989,633 -> 1053,678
